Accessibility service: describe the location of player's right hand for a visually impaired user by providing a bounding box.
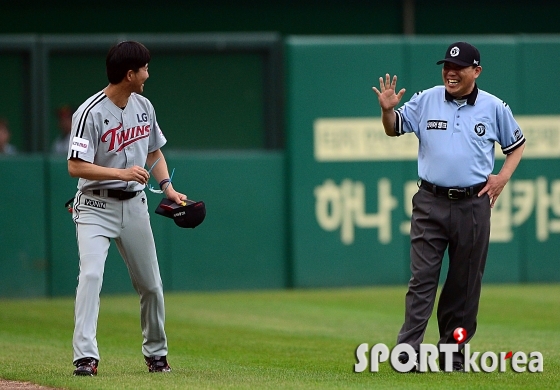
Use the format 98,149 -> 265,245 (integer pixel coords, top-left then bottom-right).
372,74 -> 406,111
122,165 -> 150,184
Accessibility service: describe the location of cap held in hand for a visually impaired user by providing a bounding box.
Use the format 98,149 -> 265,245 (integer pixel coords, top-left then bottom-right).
155,198 -> 206,228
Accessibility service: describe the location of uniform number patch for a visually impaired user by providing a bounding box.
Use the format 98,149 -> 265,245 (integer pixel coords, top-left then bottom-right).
85,198 -> 106,209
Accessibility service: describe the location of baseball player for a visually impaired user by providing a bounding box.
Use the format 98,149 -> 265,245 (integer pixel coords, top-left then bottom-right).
68,41 -> 186,376
372,42 -> 525,371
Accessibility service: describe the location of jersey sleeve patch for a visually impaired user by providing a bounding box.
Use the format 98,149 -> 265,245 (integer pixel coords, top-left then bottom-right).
71,137 -> 90,153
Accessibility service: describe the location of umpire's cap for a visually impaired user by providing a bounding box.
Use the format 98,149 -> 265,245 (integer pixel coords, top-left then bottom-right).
436,42 -> 480,67
155,198 -> 206,228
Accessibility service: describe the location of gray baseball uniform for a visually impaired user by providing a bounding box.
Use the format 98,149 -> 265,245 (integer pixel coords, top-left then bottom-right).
68,90 -> 168,363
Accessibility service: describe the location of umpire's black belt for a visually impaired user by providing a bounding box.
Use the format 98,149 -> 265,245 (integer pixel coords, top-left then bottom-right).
420,180 -> 486,200
92,189 -> 141,200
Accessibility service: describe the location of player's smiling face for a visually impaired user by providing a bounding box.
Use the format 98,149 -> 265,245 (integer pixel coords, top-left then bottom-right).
442,62 -> 481,98
132,64 -> 149,93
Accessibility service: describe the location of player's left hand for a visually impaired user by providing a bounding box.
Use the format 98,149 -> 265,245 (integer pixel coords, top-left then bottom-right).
164,184 -> 187,205
478,174 -> 509,208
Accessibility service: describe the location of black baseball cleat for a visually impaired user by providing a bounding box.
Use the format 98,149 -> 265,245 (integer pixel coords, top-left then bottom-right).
397,351 -> 418,373
145,355 -> 172,372
440,351 -> 465,372
452,361 -> 465,372
440,360 -> 465,372
73,357 -> 98,376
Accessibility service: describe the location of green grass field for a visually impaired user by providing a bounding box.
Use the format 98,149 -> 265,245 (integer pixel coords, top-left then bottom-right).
0,284 -> 558,389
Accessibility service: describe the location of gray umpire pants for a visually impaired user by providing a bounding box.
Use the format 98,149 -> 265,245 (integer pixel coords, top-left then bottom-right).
72,190 -> 168,363
397,187 -> 491,360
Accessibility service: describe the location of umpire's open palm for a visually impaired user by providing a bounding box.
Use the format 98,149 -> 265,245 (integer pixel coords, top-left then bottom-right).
372,74 -> 406,111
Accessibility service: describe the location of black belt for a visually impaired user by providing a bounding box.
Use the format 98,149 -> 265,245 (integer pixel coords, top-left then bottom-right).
420,180 -> 486,200
92,189 -> 140,200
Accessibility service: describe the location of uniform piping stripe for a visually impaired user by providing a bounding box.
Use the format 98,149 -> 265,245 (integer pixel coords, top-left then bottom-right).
72,191 -> 83,224
74,91 -> 105,139
502,136 -> 526,154
394,110 -> 403,136
71,92 -> 107,159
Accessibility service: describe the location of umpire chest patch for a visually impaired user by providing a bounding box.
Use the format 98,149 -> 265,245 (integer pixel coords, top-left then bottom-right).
426,120 -> 448,130
85,198 -> 107,209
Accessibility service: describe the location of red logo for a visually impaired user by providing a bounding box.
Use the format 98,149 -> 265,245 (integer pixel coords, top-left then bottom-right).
453,327 -> 467,343
101,123 -> 150,152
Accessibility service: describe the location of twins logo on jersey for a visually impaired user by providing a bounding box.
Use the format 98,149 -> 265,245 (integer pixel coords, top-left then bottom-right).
101,122 -> 151,152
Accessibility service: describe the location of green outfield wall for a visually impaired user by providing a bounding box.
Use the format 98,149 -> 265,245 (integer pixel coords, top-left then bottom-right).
0,156 -> 47,297
0,152 -> 287,297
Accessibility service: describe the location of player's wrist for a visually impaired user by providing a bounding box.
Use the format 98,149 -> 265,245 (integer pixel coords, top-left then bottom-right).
159,178 -> 172,193
159,178 -> 170,189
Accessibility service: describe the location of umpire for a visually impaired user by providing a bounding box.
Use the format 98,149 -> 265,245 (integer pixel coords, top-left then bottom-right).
372,42 -> 525,371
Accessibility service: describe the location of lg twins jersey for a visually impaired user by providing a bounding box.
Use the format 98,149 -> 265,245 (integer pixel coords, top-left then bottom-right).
68,90 -> 167,192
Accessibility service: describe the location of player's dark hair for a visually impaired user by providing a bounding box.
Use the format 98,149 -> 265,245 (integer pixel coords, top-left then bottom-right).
106,41 -> 151,84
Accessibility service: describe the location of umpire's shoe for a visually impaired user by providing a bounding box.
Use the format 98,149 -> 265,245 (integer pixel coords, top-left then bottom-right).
73,357 -> 98,376
145,355 -> 172,373
440,351 -> 465,372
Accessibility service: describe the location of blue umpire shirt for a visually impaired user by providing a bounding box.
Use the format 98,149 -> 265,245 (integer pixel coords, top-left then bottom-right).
395,84 -> 526,187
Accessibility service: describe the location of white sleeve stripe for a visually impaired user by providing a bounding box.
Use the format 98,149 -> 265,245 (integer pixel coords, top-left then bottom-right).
394,110 -> 404,136
74,91 -> 105,139
71,92 -> 107,159
502,136 -> 526,154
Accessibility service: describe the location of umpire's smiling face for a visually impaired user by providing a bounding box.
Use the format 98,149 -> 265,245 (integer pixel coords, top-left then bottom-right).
442,62 -> 481,98
132,64 -> 149,94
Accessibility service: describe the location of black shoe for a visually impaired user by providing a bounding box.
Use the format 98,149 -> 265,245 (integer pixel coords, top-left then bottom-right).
145,355 -> 172,372
440,360 -> 465,372
440,351 -> 465,372
73,357 -> 98,376
452,361 -> 465,372
397,351 -> 418,373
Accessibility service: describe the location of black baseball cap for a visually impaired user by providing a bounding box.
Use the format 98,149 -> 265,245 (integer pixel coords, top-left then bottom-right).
436,42 -> 481,67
